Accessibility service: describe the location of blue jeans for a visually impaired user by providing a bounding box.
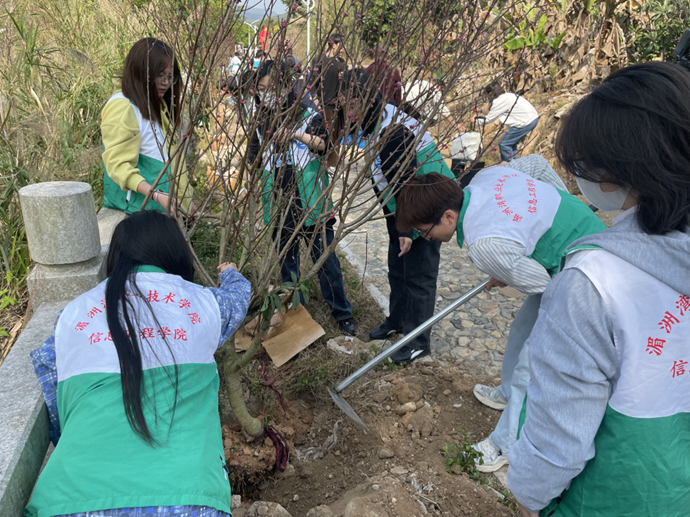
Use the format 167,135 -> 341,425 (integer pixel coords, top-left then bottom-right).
499,118 -> 538,162
490,293 -> 542,454
280,225 -> 353,321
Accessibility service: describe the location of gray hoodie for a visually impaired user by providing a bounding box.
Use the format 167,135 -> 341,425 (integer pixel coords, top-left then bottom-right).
507,208 -> 690,512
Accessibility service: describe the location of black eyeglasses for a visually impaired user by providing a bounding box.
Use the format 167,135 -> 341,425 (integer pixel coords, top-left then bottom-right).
414,224 -> 435,239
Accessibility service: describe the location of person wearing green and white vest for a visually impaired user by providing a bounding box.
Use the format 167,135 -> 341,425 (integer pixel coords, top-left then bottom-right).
26,211 -> 250,517
335,68 -> 457,363
394,155 -> 606,471
246,59 -> 356,335
101,38 -> 194,215
507,62 -> 690,517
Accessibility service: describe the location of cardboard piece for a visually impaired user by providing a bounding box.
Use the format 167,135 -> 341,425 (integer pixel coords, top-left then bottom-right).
234,305 -> 325,367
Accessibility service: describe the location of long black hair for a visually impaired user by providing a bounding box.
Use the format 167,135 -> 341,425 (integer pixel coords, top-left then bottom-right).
105,211 -> 194,445
337,68 -> 384,137
556,62 -> 690,235
121,38 -> 182,127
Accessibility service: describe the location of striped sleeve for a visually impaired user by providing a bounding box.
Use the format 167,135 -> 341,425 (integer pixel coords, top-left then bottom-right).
468,237 -> 551,295
502,154 -> 568,192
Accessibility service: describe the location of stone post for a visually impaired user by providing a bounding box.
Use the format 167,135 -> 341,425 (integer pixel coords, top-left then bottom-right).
18,182 -> 106,309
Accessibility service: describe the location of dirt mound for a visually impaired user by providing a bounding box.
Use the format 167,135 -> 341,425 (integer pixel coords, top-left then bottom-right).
227,359 -> 513,516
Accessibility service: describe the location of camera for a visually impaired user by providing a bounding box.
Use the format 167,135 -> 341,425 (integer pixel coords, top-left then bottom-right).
672,29 -> 690,71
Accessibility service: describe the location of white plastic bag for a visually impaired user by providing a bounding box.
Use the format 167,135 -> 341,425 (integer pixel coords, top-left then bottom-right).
451,132 -> 482,161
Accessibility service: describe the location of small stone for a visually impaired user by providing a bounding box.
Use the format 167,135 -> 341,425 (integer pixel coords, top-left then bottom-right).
231,495 -> 242,510
293,495 -> 299,502
457,336 -> 470,347
433,405 -> 442,414
442,389 -> 451,395
390,466 -> 409,476
344,497 -> 390,517
306,506 -> 334,517
371,484 -> 380,491
481,300 -> 498,310
299,466 -> 314,478
415,400 -> 424,409
412,430 -> 421,440
274,463 -> 295,479
451,464 -> 464,475
378,447 -> 395,459
395,402 -> 417,415
417,461 -> 429,471
461,320 -> 474,328
491,331 -> 503,338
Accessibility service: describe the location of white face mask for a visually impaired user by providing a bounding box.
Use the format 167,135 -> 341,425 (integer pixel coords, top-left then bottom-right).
257,91 -> 279,109
576,177 -> 630,212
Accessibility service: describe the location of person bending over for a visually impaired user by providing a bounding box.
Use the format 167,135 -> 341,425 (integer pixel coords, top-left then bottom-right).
395,155 -> 605,471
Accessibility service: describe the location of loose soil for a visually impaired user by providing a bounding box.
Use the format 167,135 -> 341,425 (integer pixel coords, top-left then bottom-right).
221,357 -> 514,517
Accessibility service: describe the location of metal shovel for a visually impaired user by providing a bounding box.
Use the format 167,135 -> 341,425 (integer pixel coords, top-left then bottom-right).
328,277 -> 491,432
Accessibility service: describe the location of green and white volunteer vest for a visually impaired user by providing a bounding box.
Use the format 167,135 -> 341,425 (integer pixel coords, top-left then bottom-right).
369,104 -> 454,214
25,269 -> 232,517
103,92 -> 171,214
539,249 -> 690,517
260,107 -> 332,227
458,167 -> 606,276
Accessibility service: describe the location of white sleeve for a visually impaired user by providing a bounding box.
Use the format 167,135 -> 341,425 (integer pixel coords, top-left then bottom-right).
468,237 -> 551,295
500,154 -> 568,192
483,95 -> 511,124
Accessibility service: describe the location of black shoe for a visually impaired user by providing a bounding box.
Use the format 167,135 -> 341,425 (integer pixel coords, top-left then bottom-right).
369,320 -> 403,340
338,318 -> 357,336
391,344 -> 431,365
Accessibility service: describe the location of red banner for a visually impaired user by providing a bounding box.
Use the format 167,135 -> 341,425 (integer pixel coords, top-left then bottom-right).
258,25 -> 268,50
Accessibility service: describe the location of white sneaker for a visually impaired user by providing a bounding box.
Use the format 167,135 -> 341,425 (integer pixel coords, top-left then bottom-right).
472,438 -> 508,473
473,384 -> 508,410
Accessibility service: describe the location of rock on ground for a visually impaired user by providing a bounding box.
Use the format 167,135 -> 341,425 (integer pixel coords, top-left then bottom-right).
343,497 -> 390,517
306,505 -> 334,517
245,501 -> 292,517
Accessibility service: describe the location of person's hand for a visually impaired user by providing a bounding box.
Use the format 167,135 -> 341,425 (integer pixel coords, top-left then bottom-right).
274,127 -> 295,144
456,123 -> 466,133
218,262 -> 238,272
517,502 -> 538,517
470,115 -> 477,123
398,237 -> 413,257
155,191 -> 177,215
486,277 -> 507,291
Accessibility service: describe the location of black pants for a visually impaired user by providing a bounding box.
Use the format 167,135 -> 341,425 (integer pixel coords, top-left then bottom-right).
279,224 -> 353,321
385,214 -> 441,350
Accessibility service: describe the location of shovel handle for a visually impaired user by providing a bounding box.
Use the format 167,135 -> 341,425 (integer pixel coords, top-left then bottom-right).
333,277 -> 491,393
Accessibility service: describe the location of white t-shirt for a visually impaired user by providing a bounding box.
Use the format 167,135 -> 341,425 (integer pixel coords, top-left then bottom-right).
482,93 -> 538,128
229,56 -> 241,75
402,80 -> 451,119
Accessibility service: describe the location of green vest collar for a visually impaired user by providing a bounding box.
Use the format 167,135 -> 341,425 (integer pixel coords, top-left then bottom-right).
455,190 -> 471,248
134,265 -> 168,274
